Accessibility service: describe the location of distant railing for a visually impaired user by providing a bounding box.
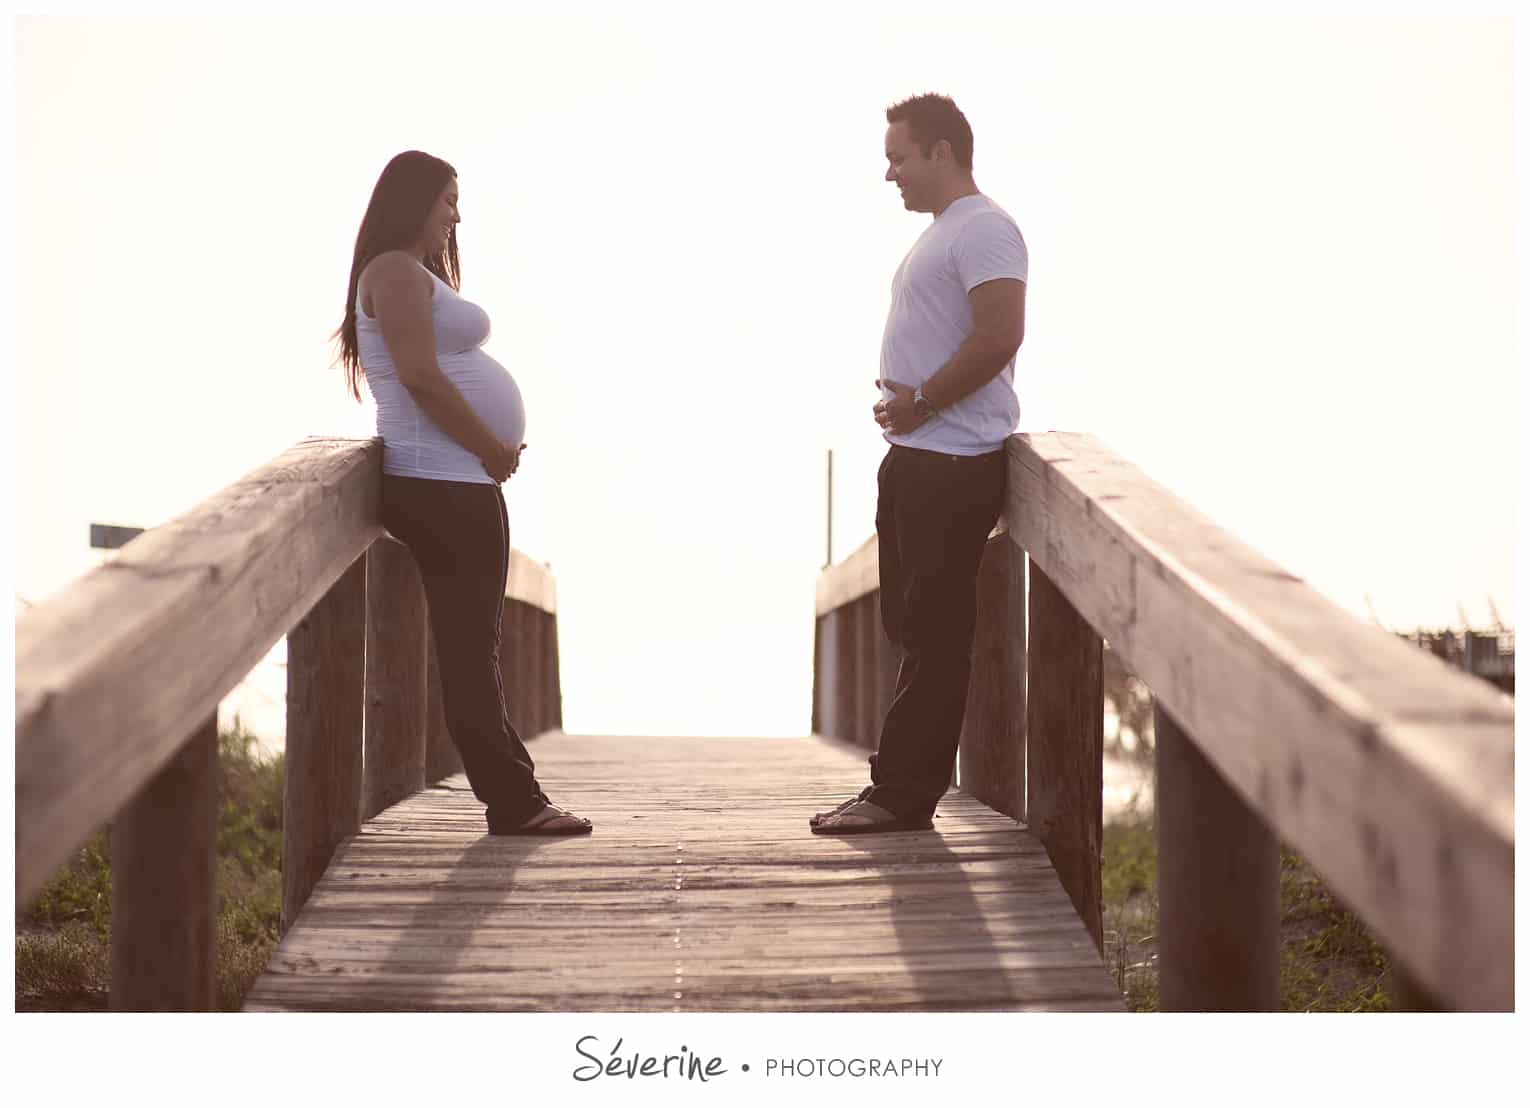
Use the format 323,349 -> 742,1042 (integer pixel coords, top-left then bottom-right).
15,437 -> 562,1010
814,432 -> 1513,1012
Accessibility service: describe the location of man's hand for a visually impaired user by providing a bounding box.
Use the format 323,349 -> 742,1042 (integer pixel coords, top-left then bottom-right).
872,379 -> 931,435
484,441 -> 528,483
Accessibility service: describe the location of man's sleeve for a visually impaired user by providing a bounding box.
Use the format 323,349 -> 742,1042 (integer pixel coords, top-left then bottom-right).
952,212 -> 1029,291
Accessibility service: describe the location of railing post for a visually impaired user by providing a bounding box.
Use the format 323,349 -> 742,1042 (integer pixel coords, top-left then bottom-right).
1155,703 -> 1280,1010
812,614 -> 825,735
528,606 -> 547,736
1026,561 -> 1104,953
363,537 -> 428,819
541,609 -> 559,731
109,715 -> 218,1011
875,600 -> 899,756
856,593 -> 880,749
500,600 -> 525,737
424,634 -> 461,782
283,555 -> 366,932
833,603 -> 858,746
959,535 -> 1027,820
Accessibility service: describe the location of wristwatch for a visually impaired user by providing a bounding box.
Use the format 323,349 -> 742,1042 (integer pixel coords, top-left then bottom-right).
913,387 -> 937,421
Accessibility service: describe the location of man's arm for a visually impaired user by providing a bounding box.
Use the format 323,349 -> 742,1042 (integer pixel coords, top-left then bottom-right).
875,278 -> 1026,433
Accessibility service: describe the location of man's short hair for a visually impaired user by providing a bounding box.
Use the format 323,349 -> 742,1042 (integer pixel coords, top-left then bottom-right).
886,93 -> 974,171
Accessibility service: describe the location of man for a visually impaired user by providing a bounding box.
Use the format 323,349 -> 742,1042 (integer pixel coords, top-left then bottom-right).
812,93 -> 1027,835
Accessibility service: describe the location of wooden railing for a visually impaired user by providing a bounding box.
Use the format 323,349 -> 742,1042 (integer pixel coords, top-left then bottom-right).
15,437 -> 562,1010
813,432 -> 1514,1012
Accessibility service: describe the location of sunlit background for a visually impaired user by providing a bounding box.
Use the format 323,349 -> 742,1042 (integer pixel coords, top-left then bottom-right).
10,11 -> 1516,745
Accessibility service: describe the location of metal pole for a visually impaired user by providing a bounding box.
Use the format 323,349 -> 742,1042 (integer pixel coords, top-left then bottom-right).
825,449 -> 834,567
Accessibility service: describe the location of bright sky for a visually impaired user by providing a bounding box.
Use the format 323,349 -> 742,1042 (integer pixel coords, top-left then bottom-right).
8,9 -> 1519,742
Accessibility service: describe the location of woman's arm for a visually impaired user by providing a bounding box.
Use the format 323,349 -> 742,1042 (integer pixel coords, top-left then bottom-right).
365,251 -> 517,481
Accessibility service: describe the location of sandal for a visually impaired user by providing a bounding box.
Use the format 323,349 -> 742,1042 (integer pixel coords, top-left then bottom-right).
810,799 -> 933,836
490,803 -> 593,837
809,786 -> 874,828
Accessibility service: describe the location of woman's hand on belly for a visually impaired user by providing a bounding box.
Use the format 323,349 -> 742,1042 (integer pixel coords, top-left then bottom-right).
483,440 -> 527,483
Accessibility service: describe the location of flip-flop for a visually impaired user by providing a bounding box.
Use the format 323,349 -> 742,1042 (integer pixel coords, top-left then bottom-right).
490,803 -> 593,837
809,786 -> 874,828
810,800 -> 933,836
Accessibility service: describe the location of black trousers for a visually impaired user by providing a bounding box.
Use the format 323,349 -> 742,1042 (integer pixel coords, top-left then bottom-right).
380,474 -> 547,829
866,444 -> 1006,818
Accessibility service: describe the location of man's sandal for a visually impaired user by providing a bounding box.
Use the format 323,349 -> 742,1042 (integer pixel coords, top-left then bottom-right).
809,786 -> 874,829
490,803 -> 593,836
810,799 -> 933,836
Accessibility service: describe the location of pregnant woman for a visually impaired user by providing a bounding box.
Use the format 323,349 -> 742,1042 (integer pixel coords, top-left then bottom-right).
334,150 -> 590,835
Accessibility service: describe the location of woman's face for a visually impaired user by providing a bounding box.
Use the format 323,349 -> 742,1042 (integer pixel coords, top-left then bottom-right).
420,177 -> 460,255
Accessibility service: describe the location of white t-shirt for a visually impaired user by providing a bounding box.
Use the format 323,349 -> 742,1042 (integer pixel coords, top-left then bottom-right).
879,193 -> 1028,455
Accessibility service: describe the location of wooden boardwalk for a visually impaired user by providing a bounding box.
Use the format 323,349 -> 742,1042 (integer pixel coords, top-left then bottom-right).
244,733 -> 1122,1012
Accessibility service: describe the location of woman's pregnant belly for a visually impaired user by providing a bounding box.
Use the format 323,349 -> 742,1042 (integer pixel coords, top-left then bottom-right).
442,348 -> 526,449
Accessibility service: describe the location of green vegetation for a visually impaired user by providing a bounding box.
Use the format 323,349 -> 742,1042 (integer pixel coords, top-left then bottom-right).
15,722 -> 285,1012
1102,805 -> 1396,1012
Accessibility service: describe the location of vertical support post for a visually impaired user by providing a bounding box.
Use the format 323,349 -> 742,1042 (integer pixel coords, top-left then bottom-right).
815,612 -> 840,738
874,593 -> 898,755
1156,704 -> 1280,1010
833,603 -> 858,746
1026,562 -> 1104,953
531,607 -> 548,736
856,593 -> 880,749
959,536 -> 1027,820
812,615 -> 825,735
498,600 -> 521,736
548,613 -> 564,731
363,538 -> 428,819
1389,964 -> 1445,1012
424,632 -> 461,782
283,556 -> 366,933
110,715 -> 218,1011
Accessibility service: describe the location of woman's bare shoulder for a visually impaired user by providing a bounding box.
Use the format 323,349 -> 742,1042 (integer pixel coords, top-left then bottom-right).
359,251 -> 432,311
362,250 -> 431,285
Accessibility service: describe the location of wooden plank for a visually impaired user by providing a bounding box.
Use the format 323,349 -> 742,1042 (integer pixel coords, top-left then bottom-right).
248,733 -> 1121,1012
109,716 -> 218,1011
363,537 -> 428,820
1156,704 -> 1279,1011
15,437 -> 383,905
283,556 -> 367,931
1025,561 -> 1104,954
505,549 -> 555,614
1006,432 -> 1514,1010
959,532 -> 1026,820
815,533 -> 879,616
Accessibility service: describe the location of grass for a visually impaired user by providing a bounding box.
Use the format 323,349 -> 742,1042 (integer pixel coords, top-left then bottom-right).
15,722 -> 285,1012
1102,805 -> 1396,1012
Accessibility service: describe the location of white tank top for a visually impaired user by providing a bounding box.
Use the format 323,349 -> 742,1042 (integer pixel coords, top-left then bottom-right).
356,261 -> 526,484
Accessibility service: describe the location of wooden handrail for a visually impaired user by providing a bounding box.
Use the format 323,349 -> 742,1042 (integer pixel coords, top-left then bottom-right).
15,436 -> 564,1009
812,431 -> 1514,1011
16,437 -> 384,905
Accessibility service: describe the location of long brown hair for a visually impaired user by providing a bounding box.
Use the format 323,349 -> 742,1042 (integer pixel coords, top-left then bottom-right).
335,151 -> 461,401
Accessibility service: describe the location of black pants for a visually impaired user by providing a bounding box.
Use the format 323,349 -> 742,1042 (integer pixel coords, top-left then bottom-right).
380,474 -> 547,829
866,444 -> 1006,818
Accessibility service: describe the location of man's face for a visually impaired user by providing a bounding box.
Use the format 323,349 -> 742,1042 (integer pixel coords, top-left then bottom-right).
884,121 -> 938,213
